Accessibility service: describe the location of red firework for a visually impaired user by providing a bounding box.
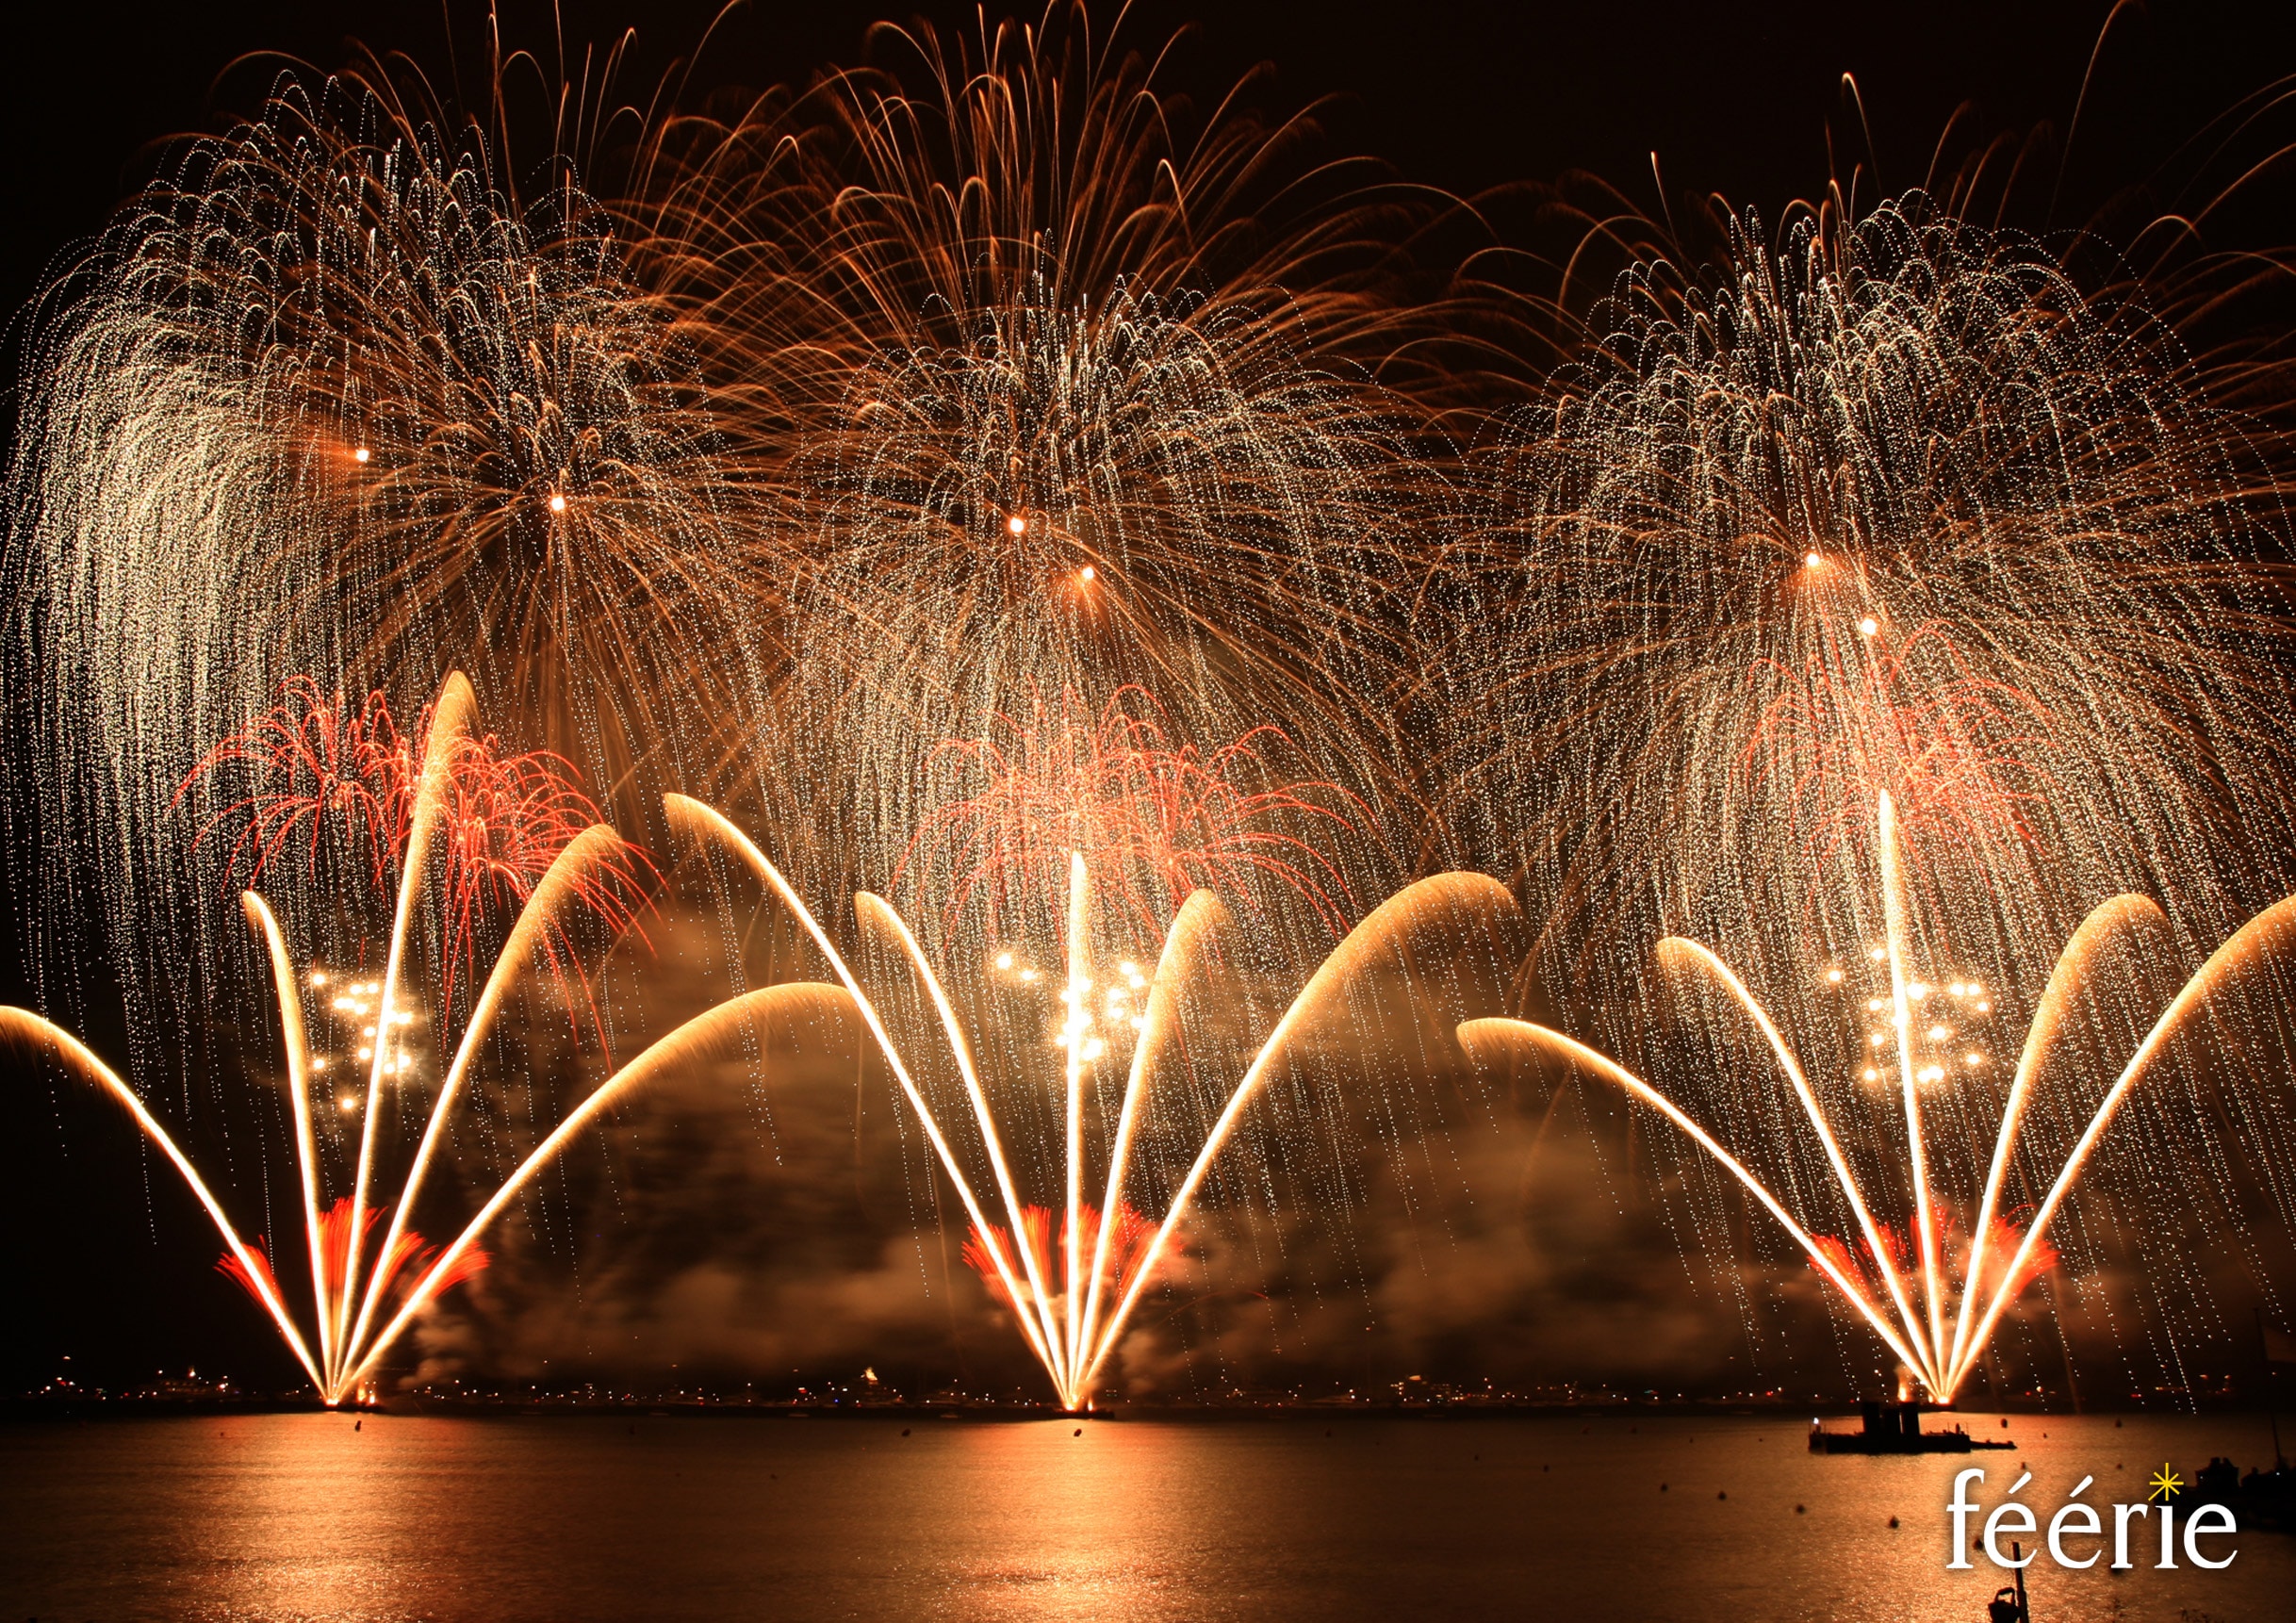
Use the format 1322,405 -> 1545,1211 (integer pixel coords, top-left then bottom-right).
424,727 -> 652,1013
182,680 -> 654,1021
181,677 -> 412,889
962,1203 -> 1160,1316
903,687 -> 1368,939
218,1196 -> 489,1320
1809,1208 -> 2057,1310
1746,618 -> 2052,867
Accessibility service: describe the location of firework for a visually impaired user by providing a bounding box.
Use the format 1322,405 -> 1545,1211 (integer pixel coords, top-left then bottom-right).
182,677 -> 655,1023
623,5 -> 1455,900
1459,200 -> 2296,1021
895,684 -> 1371,944
668,793 -> 1513,1408
1461,792 -> 2296,1402
5,68 -> 767,1064
0,676 -> 824,1402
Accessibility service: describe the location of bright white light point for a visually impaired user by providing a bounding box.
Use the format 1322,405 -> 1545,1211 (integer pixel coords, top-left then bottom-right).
1869,947 -> 1886,961
1909,983 -> 1928,1001
1081,1038 -> 1105,1060
311,1057 -> 328,1072
1948,982 -> 1965,997
1825,968 -> 1843,983
1968,983 -> 1984,996
356,1047 -> 372,1059
1008,515 -> 1026,535
1019,968 -> 1037,982
1869,1032 -> 1885,1046
994,952 -> 1014,970
1079,565 -> 1095,582
1866,997 -> 1884,1012
309,971 -> 327,987
1927,1025 -> 1949,1041
337,1095 -> 358,1112
1976,1001 -> 1991,1013
1805,551 -> 1823,567
1119,961 -> 1139,976
1966,1053 -> 1985,1067
353,447 -> 370,464
1130,1016 -> 1146,1030
549,493 -> 567,513
1858,616 -> 1878,636
1861,1068 -> 1878,1082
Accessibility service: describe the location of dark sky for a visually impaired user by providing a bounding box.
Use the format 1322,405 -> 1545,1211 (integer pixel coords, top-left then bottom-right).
7,0 -> 2293,321
4,0 -> 2292,1399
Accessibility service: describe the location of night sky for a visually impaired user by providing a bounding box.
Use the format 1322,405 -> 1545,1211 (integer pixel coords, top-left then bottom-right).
8,1 -> 2293,325
5,0 -> 2292,1398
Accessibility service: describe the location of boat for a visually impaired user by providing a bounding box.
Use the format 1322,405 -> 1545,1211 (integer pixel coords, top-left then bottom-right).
1808,1401 -> 2017,1454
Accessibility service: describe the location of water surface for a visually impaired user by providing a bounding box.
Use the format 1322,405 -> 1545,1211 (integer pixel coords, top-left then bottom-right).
4,1411 -> 2288,1620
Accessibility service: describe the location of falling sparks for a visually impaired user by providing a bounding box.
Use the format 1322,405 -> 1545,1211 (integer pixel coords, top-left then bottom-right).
672,795 -> 1514,1409
0,679 -> 784,1405
900,687 -> 1370,945
1465,198 -> 2296,1091
1461,792 -> 2296,1402
6,8 -> 2296,1421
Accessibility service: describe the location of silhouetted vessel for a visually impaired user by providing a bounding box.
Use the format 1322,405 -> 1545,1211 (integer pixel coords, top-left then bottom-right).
1808,1402 -> 2016,1454
2185,1454 -> 2296,1532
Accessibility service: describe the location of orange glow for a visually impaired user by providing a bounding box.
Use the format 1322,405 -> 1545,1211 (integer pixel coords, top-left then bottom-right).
1460,794 -> 2296,1403
1746,619 -> 2050,871
899,686 -> 1368,938
672,794 -> 1518,1411
965,1202 -> 1158,1315
178,678 -> 652,1025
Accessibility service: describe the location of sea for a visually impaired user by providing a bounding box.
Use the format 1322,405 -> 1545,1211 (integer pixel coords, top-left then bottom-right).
4,1410 -> 2290,1621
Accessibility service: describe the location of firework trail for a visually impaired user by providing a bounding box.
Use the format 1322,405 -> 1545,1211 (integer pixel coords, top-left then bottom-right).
621,5 -> 1465,908
1457,200 -> 2295,1018
1462,790 -> 2296,1400
668,792 -> 1513,1407
894,684 -> 1371,946
4,65 -> 768,1073
0,676 -> 830,1402
1451,200 -> 2296,1380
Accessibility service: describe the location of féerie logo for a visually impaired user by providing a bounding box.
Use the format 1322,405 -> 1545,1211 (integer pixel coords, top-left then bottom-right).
1945,1467 -> 2238,1571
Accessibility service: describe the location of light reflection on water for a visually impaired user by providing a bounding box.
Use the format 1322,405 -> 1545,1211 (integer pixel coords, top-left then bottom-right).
4,1412 -> 2290,1620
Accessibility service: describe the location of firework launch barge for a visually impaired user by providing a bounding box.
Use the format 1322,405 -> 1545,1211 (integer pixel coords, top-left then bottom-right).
1809,1402 -> 2018,1454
